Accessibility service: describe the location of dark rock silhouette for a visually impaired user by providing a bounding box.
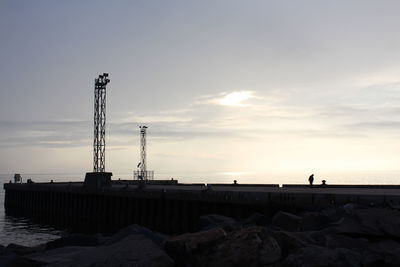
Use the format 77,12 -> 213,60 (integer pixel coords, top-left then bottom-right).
197,214 -> 240,231
3,204 -> 400,266
271,211 -> 302,231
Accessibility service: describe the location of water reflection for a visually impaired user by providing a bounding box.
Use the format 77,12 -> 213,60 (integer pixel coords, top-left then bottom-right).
0,214 -> 63,246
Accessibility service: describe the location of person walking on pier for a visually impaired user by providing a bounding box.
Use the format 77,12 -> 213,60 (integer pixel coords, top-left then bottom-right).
308,174 -> 314,186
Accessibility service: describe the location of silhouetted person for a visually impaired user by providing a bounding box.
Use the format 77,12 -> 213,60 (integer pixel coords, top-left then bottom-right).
233,180 -> 237,185
321,179 -> 327,186
308,174 -> 314,186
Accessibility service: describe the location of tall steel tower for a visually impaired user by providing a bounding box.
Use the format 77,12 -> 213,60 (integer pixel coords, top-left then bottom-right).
93,73 -> 110,172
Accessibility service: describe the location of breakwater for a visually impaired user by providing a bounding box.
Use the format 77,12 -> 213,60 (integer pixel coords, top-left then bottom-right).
4,181 -> 400,234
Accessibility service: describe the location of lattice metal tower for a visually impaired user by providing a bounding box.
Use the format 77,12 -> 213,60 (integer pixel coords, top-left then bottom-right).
139,126 -> 148,177
93,73 -> 110,172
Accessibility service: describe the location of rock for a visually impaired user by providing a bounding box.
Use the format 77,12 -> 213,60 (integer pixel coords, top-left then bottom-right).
354,208 -> 400,238
343,203 -> 357,215
197,214 -> 240,231
365,240 -> 400,266
271,230 -> 313,256
165,227 -> 227,264
204,226 -> 281,267
6,243 -> 43,256
298,212 -> 331,231
325,234 -> 369,252
103,224 -> 167,247
282,246 -> 362,267
170,226 -> 281,267
43,235 -> 174,267
331,217 -> 379,237
46,233 -> 103,250
304,228 -> 337,247
0,245 -> 7,255
271,211 -> 301,231
0,252 -> 18,267
243,213 -> 270,227
23,246 -> 94,266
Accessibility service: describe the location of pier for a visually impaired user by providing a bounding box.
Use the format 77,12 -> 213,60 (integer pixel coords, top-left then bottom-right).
4,181 -> 400,235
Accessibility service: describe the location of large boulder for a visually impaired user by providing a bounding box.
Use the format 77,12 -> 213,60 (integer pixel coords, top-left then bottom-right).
6,243 -> 44,256
298,212 -> 331,231
165,227 -> 227,264
271,230 -> 313,256
243,213 -> 270,227
168,226 -> 281,267
23,246 -> 94,266
197,214 -> 240,231
282,246 -> 362,267
271,211 -> 301,231
331,217 -> 380,237
42,235 -> 174,267
354,208 -> 400,238
363,240 -> 400,266
203,226 -> 281,267
46,233 -> 103,250
0,246 -> 18,267
325,234 -> 369,252
103,224 -> 167,247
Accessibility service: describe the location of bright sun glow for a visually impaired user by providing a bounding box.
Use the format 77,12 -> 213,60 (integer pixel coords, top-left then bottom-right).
218,91 -> 253,106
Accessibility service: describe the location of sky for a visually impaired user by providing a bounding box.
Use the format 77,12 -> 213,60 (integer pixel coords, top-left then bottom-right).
1,1 -> 400,184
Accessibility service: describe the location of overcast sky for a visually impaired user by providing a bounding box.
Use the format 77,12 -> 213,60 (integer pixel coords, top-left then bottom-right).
1,1 -> 400,183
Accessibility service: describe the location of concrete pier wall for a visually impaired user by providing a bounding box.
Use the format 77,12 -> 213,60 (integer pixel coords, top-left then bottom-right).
4,182 -> 400,234
4,183 -> 272,234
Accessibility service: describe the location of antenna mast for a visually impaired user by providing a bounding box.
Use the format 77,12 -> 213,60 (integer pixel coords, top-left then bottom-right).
139,126 -> 147,177
134,126 -> 154,180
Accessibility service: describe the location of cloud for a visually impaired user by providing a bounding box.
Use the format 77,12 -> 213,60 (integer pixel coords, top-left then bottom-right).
217,91 -> 254,107
195,91 -> 257,107
3,84 -> 400,149
0,120 -> 91,148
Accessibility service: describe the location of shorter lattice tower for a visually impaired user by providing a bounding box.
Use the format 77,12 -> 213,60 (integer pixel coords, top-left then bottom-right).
134,126 -> 154,180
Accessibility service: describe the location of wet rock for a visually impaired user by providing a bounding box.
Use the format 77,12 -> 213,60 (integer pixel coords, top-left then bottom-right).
103,224 -> 167,247
165,227 -> 227,264
45,235 -> 174,267
271,211 -> 301,231
46,233 -> 103,250
243,213 -> 270,227
197,214 -> 240,231
298,212 -> 331,231
282,246 -> 362,267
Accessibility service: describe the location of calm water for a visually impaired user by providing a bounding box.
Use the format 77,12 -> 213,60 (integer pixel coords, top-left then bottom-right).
0,176 -> 64,247
1,170 -> 399,246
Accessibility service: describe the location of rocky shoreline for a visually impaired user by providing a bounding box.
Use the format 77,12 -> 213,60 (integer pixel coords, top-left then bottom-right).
2,203 -> 400,266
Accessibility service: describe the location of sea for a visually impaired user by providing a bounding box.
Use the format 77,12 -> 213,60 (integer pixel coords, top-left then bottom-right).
0,170 -> 399,246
